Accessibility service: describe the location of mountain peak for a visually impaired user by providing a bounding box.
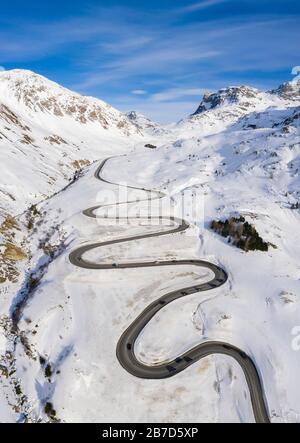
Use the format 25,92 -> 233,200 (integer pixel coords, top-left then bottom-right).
192,85 -> 259,115
0,68 -> 97,106
0,69 -> 137,134
0,69 -> 68,96
271,79 -> 300,101
126,110 -> 166,136
127,110 -> 137,118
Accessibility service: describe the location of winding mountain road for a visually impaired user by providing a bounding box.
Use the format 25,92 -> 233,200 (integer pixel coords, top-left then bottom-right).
69,157 -> 270,424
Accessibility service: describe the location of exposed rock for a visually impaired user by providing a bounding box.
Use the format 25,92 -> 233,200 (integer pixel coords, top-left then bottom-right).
3,243 -> 27,261
192,86 -> 259,115
271,79 -> 300,101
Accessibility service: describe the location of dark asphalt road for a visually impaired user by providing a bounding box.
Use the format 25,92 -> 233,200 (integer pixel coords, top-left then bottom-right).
69,157 -> 270,423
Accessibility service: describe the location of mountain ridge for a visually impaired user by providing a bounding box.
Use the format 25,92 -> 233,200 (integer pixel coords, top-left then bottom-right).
0,69 -> 139,134
0,69 -> 142,221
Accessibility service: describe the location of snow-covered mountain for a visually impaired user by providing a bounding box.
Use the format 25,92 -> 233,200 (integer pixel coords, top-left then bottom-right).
126,110 -> 168,136
1,73 -> 300,423
177,80 -> 300,136
0,70 -> 140,131
271,79 -> 300,101
0,69 -> 142,221
192,85 -> 263,114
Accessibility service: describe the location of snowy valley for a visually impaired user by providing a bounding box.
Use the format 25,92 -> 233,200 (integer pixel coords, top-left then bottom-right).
0,69 -> 300,423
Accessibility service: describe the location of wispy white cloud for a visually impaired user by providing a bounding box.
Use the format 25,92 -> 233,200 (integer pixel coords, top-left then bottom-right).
131,89 -> 148,95
151,88 -> 207,102
180,0 -> 229,13
72,15 -> 299,93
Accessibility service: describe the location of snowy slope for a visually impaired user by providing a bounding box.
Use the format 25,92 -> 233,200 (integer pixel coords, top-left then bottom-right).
93,79 -> 300,422
1,76 -> 300,423
0,70 -> 142,221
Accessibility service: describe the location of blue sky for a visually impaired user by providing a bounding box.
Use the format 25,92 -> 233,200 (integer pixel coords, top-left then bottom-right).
0,0 -> 299,122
